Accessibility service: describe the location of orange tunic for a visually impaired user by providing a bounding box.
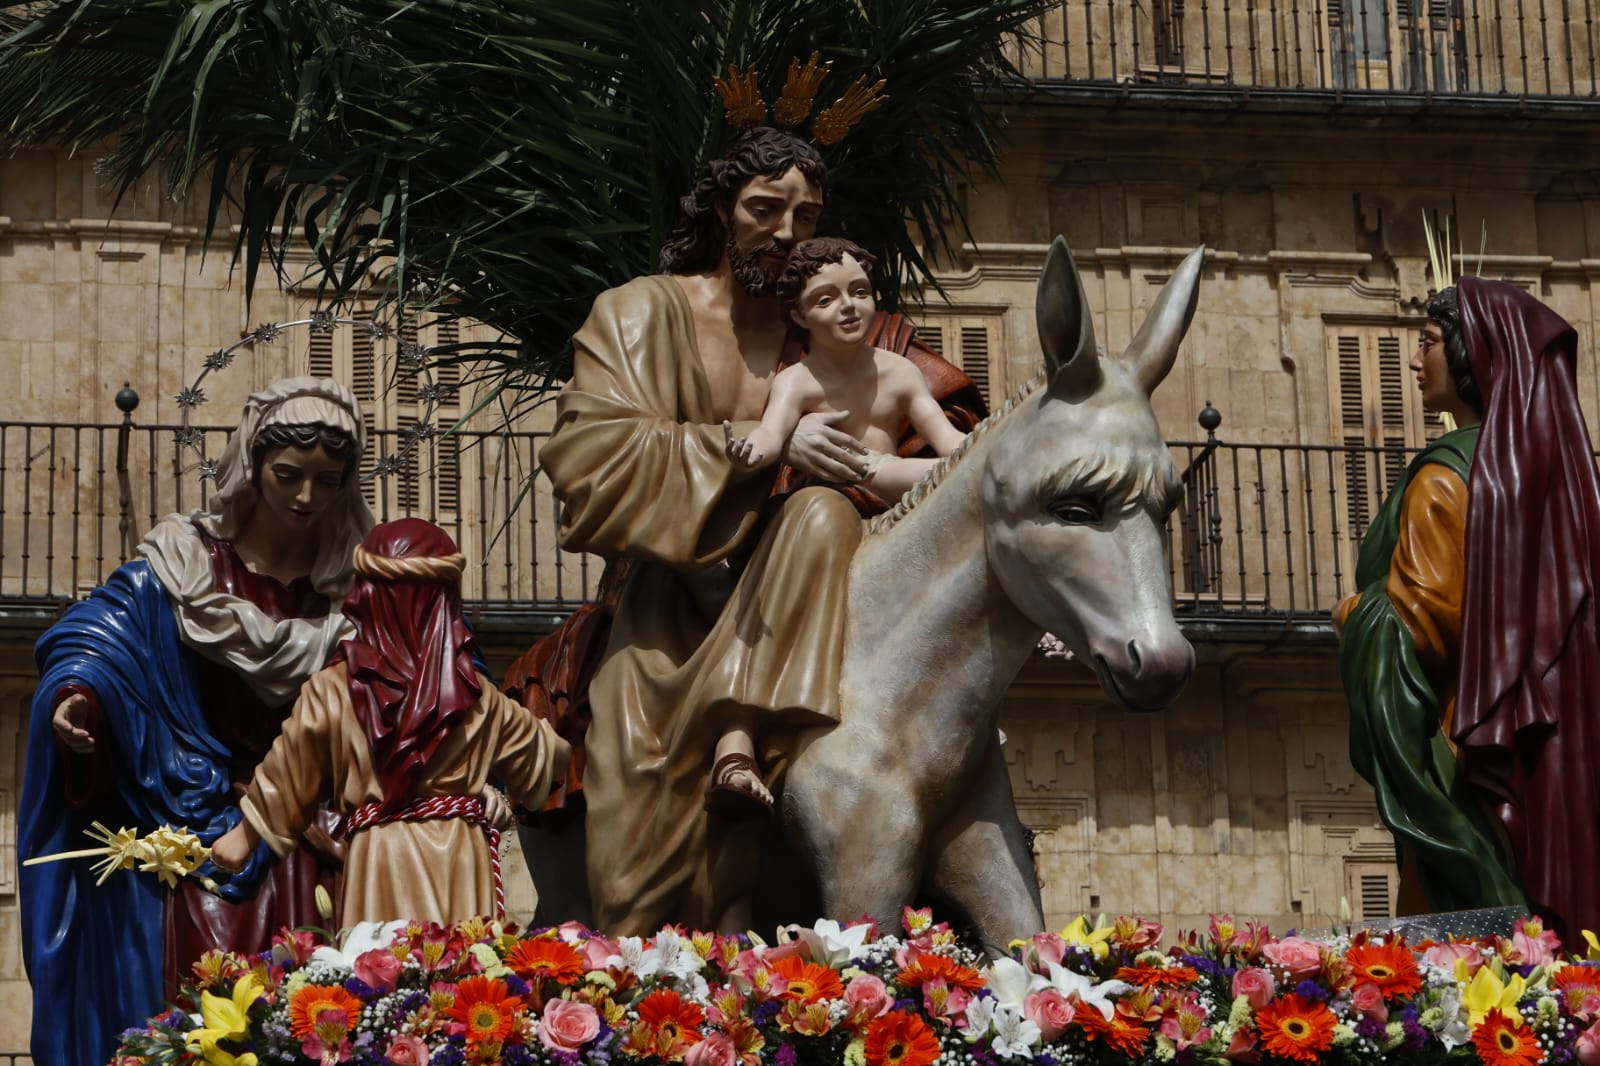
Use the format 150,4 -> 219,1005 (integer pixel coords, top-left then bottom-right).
1335,465 -> 1468,737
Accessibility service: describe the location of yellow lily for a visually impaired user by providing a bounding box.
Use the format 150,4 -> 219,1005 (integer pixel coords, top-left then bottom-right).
1457,959 -> 1527,1026
1060,915 -> 1115,961
1583,930 -> 1600,962
186,972 -> 263,1066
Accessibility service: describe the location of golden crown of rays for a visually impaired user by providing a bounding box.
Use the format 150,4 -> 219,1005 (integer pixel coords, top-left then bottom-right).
714,52 -> 887,144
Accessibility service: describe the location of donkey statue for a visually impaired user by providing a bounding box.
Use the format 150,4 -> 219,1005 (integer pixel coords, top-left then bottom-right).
783,237 -> 1203,952
521,239 -> 1203,950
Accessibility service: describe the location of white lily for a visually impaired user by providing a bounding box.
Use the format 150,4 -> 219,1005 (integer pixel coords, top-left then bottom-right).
798,919 -> 874,969
607,936 -> 648,974
989,1003 -> 1042,1060
643,928 -> 705,983
961,997 -> 998,1041
1045,961 -> 1131,1021
984,957 -> 1048,1010
1431,985 -> 1472,1050
309,919 -> 407,969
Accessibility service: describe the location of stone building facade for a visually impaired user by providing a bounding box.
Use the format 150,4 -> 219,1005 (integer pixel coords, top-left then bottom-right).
5,1 -> 1600,1054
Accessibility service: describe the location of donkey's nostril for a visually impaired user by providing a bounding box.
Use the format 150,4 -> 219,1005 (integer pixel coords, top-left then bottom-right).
1126,639 -> 1142,676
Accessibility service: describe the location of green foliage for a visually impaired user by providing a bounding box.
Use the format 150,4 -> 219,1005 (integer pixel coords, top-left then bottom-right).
0,0 -> 1050,403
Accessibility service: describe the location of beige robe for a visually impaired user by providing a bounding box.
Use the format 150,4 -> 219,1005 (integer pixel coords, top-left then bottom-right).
539,276 -> 858,933
241,664 -> 561,926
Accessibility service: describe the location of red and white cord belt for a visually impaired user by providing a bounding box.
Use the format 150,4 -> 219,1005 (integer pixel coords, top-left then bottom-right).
344,795 -> 505,920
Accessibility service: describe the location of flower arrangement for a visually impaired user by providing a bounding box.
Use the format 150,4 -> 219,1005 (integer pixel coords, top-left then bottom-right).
113,908 -> 1600,1066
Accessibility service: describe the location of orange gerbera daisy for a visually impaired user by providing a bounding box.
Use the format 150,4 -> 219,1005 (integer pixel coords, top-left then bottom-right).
287,983 -> 364,1039
1077,1006 -> 1151,1057
864,1009 -> 940,1066
894,953 -> 984,992
1112,963 -> 1200,989
1345,941 -> 1422,1000
770,955 -> 846,1003
636,988 -> 707,1061
1255,994 -> 1336,1064
1473,1009 -> 1544,1066
445,975 -> 524,1048
506,936 -> 587,985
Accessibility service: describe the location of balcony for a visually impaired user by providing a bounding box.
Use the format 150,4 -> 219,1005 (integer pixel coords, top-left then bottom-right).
0,417 -> 1440,637
1021,0 -> 1600,103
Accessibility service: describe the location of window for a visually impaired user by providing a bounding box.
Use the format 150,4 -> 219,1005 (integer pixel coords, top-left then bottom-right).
1344,860 -> 1398,922
912,313 -> 1003,409
295,308 -> 463,521
1326,324 -> 1443,538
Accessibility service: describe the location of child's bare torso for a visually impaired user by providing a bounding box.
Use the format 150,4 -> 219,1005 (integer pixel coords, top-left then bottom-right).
786,346 -> 916,455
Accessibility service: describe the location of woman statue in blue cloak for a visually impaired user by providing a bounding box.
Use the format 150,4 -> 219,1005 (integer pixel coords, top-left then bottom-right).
19,377 -> 374,1066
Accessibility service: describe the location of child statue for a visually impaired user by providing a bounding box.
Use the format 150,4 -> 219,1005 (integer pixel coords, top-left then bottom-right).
710,238 -> 969,815
212,519 -> 570,926
723,237 -> 968,504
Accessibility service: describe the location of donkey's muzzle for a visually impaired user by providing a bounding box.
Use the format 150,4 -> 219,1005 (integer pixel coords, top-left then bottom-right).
1092,634 -> 1194,713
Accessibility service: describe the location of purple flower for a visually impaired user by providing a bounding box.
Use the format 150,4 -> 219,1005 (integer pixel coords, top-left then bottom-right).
1292,979 -> 1329,1002
775,1042 -> 799,1066
505,973 -> 532,997
1355,1016 -> 1387,1041
344,976 -> 376,998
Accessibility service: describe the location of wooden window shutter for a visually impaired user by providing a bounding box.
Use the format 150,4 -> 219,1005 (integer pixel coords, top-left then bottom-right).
959,325 -> 993,405
1343,860 -> 1398,922
397,319 -> 420,405
352,326 -> 376,403
308,329 -> 334,380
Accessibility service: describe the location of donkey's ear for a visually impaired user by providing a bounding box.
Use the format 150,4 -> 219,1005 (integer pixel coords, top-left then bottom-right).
1037,236 -> 1102,401
1125,246 -> 1205,395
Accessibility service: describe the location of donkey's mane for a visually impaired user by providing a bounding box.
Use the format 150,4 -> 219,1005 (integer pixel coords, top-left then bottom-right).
867,367 -> 1049,534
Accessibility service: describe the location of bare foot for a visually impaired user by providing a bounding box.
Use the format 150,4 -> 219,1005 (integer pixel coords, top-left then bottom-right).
706,751 -> 773,818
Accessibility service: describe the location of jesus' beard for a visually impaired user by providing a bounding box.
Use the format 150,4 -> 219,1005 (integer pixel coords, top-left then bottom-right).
727,234 -> 789,296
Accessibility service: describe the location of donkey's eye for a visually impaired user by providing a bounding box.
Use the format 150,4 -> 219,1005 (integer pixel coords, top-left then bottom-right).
1049,495 -> 1103,525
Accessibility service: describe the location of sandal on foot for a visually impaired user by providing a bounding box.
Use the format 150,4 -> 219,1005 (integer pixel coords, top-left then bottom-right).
705,751 -> 773,820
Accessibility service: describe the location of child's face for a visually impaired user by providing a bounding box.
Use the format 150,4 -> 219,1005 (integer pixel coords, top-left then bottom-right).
792,253 -> 875,349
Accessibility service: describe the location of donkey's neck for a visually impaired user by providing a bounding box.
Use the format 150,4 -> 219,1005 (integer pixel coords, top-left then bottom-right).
844,438 -> 1041,729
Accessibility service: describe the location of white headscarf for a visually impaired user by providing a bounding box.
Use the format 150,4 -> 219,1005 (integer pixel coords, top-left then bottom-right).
140,377 -> 377,704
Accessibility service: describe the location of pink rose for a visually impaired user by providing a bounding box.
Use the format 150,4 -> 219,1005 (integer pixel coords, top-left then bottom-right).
1351,983 -> 1388,1025
684,1032 -> 738,1066
540,998 -> 601,1053
1023,988 -> 1077,1042
385,1035 -> 430,1066
1578,1021 -> 1600,1066
583,934 -> 620,971
1029,933 -> 1067,972
1261,937 -> 1322,981
356,949 -> 403,994
844,974 -> 892,1021
1422,942 -> 1484,974
1230,967 -> 1275,1009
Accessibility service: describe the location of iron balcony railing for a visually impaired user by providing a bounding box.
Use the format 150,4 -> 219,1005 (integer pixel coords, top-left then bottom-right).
1023,0 -> 1600,99
0,418 -> 1452,626
0,421 -> 597,613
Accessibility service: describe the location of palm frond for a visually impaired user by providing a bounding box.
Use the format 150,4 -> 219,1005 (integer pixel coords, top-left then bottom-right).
1,0 -> 1052,407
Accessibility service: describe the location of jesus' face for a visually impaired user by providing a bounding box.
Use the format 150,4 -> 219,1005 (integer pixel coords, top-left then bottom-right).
721,166 -> 823,296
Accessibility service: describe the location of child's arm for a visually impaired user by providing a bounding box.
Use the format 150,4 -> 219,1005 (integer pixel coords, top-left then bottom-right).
723,368 -> 813,469
904,372 -> 968,456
